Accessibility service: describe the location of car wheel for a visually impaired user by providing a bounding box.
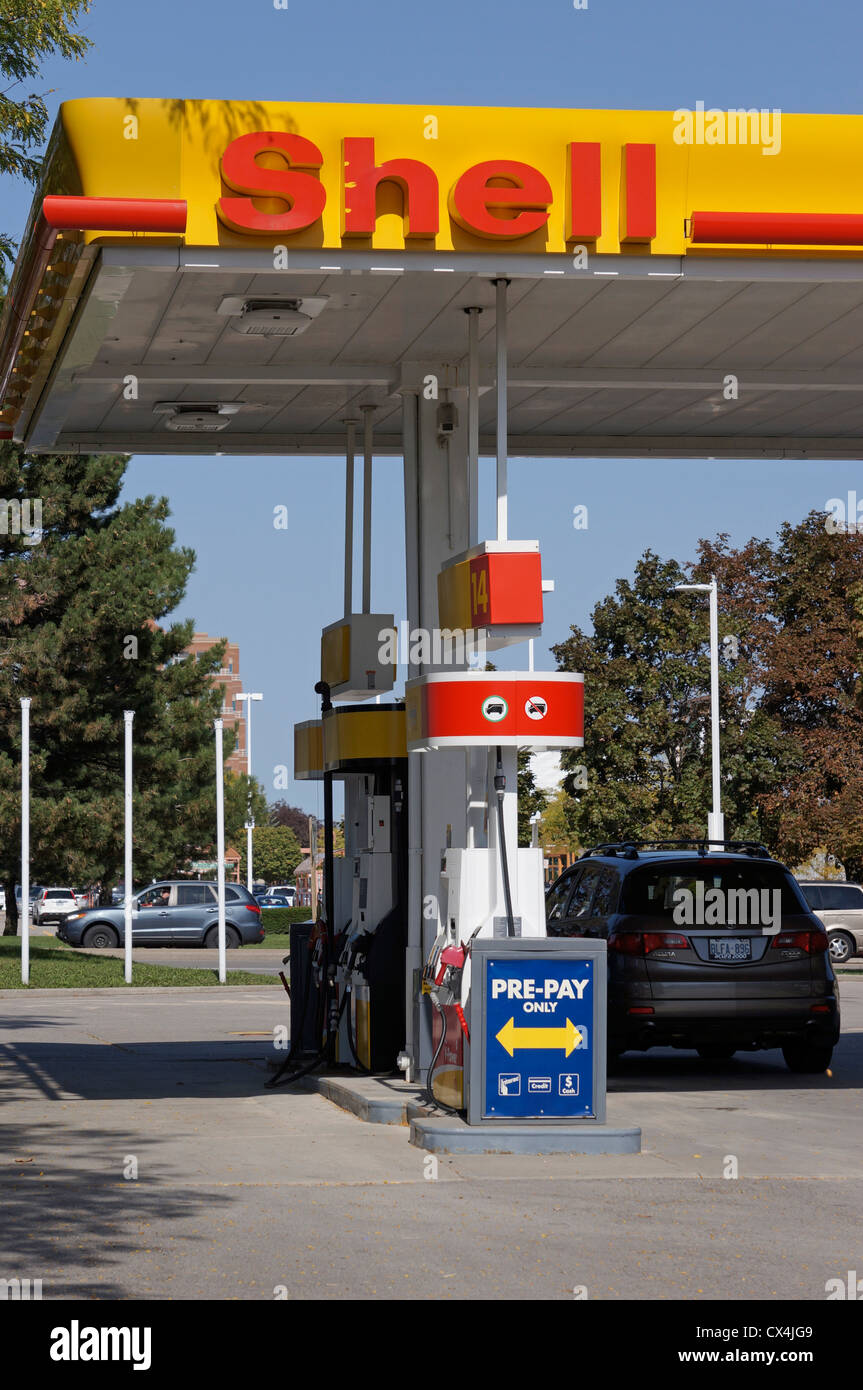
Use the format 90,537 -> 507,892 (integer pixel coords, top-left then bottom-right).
204,925 -> 241,950
782,1042 -> 834,1074
82,924 -> 119,950
696,1044 -> 737,1061
828,931 -> 856,965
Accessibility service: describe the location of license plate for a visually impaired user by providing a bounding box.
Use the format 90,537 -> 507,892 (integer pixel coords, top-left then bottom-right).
708,937 -> 752,962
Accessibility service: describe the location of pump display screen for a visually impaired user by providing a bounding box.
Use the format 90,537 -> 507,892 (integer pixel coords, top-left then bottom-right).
483,957 -> 594,1119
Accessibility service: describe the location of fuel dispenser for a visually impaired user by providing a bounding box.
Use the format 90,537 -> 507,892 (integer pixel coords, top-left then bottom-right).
337,753 -> 408,1071
293,701 -> 408,1074
411,626 -> 585,1113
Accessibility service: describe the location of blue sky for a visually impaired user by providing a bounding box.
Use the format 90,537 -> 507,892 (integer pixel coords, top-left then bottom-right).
3,0 -> 863,817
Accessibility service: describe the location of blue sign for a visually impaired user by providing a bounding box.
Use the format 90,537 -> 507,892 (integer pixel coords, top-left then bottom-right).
484,956 -> 594,1118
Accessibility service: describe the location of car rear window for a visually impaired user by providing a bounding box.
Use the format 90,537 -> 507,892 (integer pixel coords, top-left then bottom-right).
620,860 -> 806,919
47,889 -> 75,899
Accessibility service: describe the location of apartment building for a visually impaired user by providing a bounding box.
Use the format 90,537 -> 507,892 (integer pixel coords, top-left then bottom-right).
184,633 -> 247,775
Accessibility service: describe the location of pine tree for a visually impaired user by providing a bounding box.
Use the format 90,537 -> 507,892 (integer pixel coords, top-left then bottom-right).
0,447 -> 231,930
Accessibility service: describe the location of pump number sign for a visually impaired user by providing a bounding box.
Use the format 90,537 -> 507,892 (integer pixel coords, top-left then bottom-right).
484,957 -> 594,1118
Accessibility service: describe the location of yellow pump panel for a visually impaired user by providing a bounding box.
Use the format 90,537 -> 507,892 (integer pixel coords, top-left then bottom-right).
294,720 -> 324,781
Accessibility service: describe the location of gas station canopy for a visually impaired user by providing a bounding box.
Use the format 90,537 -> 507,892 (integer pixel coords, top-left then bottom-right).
3,98 -> 863,458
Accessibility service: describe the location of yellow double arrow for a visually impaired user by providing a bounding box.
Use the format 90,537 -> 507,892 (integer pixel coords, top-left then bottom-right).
495,1017 -> 582,1057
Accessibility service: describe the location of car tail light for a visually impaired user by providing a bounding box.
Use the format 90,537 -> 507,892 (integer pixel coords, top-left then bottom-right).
245,904 -> 261,915
810,1003 -> 833,1013
627,1006 -> 655,1015
643,932 -> 689,954
771,930 -> 828,953
609,932 -> 689,955
608,933 -> 644,955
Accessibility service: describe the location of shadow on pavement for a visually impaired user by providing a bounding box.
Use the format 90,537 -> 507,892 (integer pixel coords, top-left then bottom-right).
0,1039 -> 276,1101
609,1030 -> 862,1092
0,1119 -> 234,1300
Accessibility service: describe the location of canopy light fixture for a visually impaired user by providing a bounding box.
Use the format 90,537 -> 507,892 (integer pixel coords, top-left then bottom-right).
222,296 -> 329,337
153,401 -> 242,433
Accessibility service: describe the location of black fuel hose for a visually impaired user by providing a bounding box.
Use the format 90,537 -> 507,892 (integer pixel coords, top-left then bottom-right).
265,984 -> 350,1089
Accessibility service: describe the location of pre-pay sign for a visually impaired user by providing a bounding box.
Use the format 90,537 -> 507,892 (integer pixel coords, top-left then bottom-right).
484,958 -> 594,1118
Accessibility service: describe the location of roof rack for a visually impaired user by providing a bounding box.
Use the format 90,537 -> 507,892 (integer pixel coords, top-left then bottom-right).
580,839 -> 772,861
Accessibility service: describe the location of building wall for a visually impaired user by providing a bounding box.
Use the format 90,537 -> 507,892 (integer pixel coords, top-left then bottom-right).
184,633 -> 247,776
543,847 -> 580,886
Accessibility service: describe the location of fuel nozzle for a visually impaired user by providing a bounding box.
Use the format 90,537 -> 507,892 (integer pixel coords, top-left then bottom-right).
494,746 -> 506,796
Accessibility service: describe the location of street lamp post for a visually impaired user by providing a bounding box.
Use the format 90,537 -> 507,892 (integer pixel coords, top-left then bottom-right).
20,698 -> 30,986
123,710 -> 134,984
214,717 -> 226,984
237,692 -> 263,892
673,576 -> 725,846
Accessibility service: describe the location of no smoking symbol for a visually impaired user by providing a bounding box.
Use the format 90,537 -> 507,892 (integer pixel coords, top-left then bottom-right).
525,695 -> 547,720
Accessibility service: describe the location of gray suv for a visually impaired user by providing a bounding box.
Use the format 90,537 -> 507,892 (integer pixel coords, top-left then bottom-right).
546,841 -> 840,1074
57,881 -> 265,949
797,881 -> 863,965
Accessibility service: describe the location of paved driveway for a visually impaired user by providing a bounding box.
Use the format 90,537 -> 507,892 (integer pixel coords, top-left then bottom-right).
0,981 -> 861,1299
98,946 -> 287,976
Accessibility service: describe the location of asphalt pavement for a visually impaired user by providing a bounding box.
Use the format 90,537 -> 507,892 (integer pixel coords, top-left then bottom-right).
1,980 -> 861,1299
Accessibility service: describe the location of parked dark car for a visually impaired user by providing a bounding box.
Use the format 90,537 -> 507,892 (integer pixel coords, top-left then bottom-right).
57,881 -> 264,949
545,841 -> 840,1074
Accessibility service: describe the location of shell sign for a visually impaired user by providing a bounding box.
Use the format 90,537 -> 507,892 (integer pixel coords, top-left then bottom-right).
42,100 -> 863,259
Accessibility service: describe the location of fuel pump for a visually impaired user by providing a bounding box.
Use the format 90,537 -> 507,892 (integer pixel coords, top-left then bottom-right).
409,668 -> 585,1108
284,410 -> 409,1081
293,701 -> 408,1076
337,761 -> 408,1071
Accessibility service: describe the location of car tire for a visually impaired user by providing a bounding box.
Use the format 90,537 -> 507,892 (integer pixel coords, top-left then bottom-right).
828,931 -> 856,965
82,924 -> 119,950
696,1044 -> 737,1061
204,925 -> 241,950
782,1041 -> 834,1074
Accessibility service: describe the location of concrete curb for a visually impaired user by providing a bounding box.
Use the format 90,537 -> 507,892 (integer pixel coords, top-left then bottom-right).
409,1116 -> 643,1154
308,1074 -> 642,1155
309,1074 -> 426,1125
0,984 -> 280,998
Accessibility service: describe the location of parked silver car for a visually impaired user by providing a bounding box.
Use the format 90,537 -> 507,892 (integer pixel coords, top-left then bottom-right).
797,880 -> 863,964
57,880 -> 265,949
